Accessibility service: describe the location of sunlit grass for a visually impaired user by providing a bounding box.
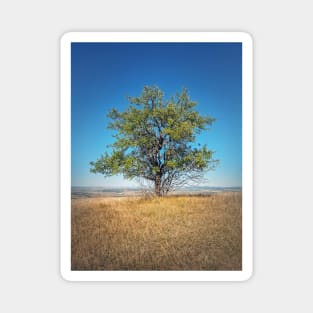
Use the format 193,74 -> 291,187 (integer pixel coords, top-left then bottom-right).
71,192 -> 242,270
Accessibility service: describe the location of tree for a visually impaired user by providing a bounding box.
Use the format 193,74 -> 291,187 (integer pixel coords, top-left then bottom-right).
90,85 -> 218,196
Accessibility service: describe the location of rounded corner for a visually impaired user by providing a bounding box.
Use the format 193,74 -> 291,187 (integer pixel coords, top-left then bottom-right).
239,32 -> 253,45
60,32 -> 73,46
240,268 -> 254,282
60,267 -> 74,282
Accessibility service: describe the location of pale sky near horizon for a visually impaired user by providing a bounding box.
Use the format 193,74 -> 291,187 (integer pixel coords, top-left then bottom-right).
71,42 -> 242,187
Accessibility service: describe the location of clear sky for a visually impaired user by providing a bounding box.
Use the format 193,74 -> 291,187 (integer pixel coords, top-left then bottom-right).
71,42 -> 242,188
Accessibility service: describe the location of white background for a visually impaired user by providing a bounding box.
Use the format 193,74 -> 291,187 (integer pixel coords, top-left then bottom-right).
0,0 -> 312,312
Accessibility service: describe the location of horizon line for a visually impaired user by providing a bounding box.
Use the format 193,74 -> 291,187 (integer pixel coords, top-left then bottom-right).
71,185 -> 242,188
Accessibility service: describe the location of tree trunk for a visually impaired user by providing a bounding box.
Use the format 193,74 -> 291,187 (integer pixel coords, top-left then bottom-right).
155,174 -> 161,196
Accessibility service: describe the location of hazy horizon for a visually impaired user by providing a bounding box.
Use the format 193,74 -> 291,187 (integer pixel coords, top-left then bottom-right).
71,185 -> 242,189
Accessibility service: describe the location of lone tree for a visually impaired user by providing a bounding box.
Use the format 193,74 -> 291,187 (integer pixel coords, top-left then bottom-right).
90,85 -> 217,196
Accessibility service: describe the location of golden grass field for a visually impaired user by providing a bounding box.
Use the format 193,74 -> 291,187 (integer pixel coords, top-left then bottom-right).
71,192 -> 242,271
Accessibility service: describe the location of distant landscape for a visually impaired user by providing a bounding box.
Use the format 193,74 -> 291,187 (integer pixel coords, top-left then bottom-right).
71,186 -> 242,199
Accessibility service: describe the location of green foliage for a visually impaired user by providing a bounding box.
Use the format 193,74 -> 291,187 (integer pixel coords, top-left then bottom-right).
90,85 -> 218,195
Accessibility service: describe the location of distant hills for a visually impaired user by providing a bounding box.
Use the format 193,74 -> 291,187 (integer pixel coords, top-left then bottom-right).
71,186 -> 242,199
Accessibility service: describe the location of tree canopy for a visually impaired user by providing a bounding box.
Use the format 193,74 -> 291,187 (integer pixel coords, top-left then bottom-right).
90,85 -> 218,196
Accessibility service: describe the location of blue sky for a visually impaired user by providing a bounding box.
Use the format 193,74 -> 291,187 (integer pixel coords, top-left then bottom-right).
71,42 -> 242,187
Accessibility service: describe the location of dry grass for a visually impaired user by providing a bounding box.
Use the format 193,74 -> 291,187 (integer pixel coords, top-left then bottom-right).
71,192 -> 242,271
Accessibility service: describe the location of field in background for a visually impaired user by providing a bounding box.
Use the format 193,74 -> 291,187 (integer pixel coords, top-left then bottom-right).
71,192 -> 242,270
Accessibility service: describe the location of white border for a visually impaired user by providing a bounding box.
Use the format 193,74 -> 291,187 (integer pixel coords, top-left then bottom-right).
60,32 -> 253,281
